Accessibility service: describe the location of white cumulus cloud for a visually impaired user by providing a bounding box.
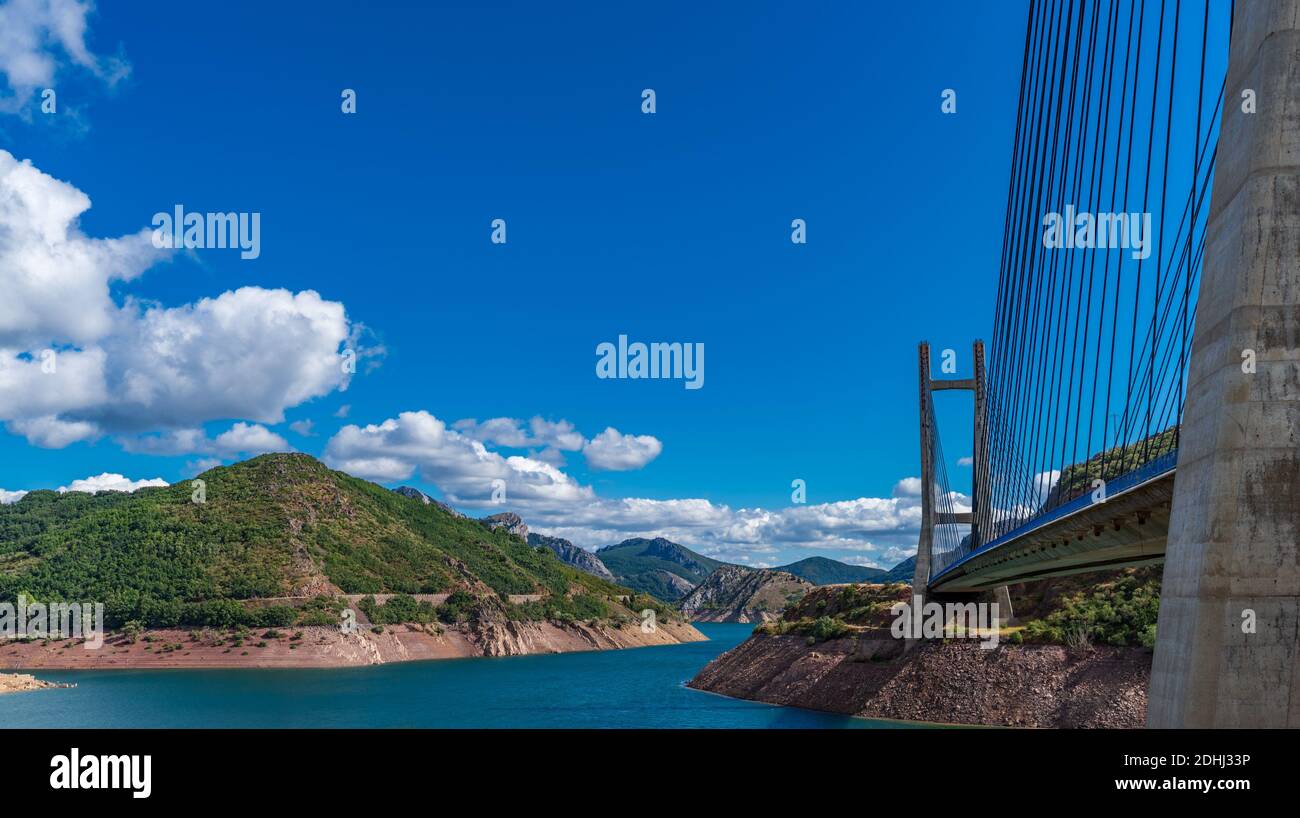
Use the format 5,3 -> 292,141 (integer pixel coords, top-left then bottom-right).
211,422 -> 291,457
582,427 -> 663,471
119,422 -> 291,458
0,150 -> 374,449
0,151 -> 162,348
453,416 -> 589,453
892,477 -> 922,498
325,410 -> 593,505
58,472 -> 166,494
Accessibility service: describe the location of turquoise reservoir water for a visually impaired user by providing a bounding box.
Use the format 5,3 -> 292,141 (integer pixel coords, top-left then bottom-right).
0,624 -> 904,728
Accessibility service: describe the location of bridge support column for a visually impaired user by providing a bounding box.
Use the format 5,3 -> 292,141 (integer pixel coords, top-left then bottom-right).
1148,0 -> 1300,728
908,344 -> 935,651
971,340 -> 990,546
970,340 -> 1014,627
993,585 -> 1013,626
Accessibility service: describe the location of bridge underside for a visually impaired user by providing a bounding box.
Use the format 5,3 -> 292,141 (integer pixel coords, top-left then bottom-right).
929,472 -> 1174,593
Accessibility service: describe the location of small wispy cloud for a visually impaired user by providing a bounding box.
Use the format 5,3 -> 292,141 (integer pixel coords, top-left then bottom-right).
0,0 -> 129,117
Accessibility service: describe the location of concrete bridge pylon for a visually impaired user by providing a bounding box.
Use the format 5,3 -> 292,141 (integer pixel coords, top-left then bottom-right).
1148,0 -> 1300,728
910,341 -> 1010,629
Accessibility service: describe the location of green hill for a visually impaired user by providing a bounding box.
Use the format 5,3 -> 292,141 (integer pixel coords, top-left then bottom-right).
774,556 -> 887,585
595,537 -> 724,601
880,556 -> 916,583
0,453 -> 671,628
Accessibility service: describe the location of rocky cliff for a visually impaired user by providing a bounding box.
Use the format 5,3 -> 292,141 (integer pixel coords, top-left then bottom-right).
5,618 -> 707,670
527,532 -> 615,581
687,575 -> 1159,727
677,565 -> 812,623
688,634 -> 1149,727
480,511 -> 529,541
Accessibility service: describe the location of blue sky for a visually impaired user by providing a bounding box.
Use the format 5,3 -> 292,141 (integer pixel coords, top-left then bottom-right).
0,0 -> 1029,568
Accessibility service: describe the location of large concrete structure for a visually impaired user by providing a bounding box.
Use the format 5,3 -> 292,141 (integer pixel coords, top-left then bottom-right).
911,341 -> 1012,612
1148,0 -> 1300,727
910,343 -> 935,603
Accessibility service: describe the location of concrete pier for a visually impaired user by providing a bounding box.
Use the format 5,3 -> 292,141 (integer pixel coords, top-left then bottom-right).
909,344 -> 935,651
1148,0 -> 1300,727
994,585 -> 1014,626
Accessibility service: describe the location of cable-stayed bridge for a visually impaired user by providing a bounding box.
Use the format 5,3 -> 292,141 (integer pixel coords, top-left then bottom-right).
909,0 -> 1299,727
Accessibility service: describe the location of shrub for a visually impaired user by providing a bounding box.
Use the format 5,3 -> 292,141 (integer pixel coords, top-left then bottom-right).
1139,623 -> 1157,649
436,590 -> 476,625
1023,573 -> 1159,647
248,606 -> 296,628
808,616 -> 850,642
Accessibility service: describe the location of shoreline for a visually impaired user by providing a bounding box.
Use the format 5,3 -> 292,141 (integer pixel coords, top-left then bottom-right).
0,672 -> 73,694
688,633 -> 1150,728
2,619 -> 707,671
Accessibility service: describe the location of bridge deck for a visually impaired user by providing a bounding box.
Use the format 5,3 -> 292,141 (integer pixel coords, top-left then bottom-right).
929,455 -> 1176,592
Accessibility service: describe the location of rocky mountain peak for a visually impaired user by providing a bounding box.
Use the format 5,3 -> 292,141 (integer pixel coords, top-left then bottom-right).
393,486 -> 431,503
481,512 -> 528,541
391,485 -> 465,518
526,532 -> 615,581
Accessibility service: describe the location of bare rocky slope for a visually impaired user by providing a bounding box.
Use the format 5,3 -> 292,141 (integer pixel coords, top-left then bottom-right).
688,633 -> 1149,727
677,565 -> 812,623
688,579 -> 1155,727
527,532 -> 615,581
5,618 -> 705,670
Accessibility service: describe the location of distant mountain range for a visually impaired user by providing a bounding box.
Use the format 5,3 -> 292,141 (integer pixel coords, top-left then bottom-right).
595,538 -> 723,601
383,491 -> 911,601
581,538 -> 903,602
775,556 -> 887,585
879,556 -> 916,583
373,494 -> 918,609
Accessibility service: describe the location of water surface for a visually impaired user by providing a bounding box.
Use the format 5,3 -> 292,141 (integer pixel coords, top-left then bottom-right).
1,623 -> 905,728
